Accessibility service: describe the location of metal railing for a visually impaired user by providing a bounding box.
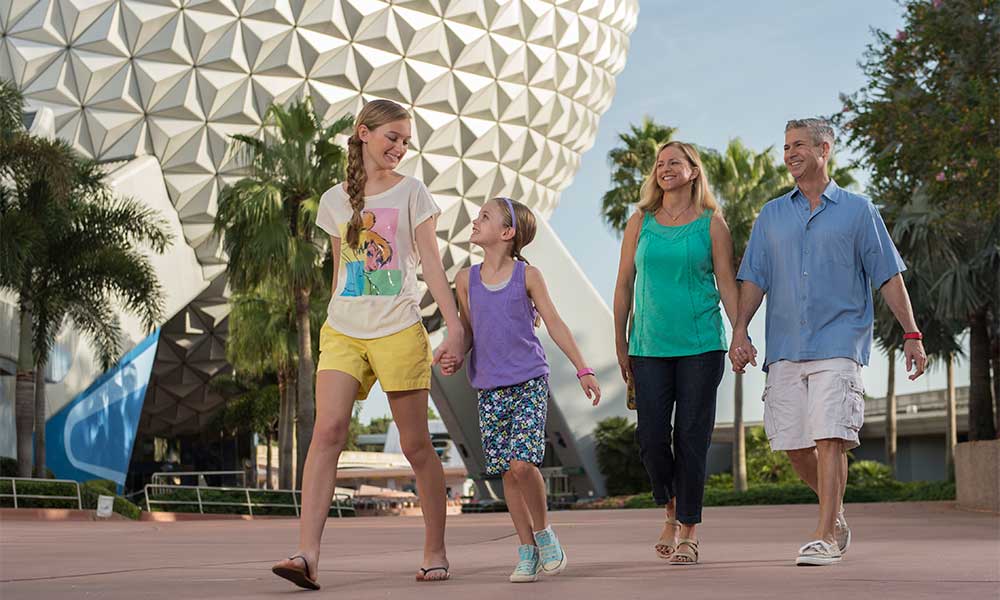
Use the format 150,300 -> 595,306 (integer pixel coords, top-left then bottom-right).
151,470 -> 246,487
0,477 -> 82,509
143,484 -> 354,517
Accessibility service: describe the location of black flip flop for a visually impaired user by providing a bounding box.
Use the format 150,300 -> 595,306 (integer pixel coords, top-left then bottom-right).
272,555 -> 321,590
415,566 -> 450,582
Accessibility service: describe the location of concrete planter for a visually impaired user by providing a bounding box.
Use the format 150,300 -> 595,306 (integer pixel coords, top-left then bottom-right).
954,439 -> 1000,513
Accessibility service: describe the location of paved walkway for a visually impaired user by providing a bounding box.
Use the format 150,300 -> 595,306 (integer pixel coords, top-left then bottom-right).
1,502 -> 997,599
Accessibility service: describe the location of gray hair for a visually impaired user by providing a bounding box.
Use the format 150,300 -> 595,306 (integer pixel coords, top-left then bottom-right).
785,118 -> 835,147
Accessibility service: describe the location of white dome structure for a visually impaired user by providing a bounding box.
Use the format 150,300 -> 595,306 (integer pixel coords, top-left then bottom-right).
0,0 -> 638,495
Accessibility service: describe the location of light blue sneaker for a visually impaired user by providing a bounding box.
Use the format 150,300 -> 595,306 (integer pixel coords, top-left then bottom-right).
509,544 -> 541,583
533,526 -> 567,575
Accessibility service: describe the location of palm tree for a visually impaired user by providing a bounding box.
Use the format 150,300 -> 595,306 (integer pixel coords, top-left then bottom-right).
702,139 -> 791,492
214,99 -> 350,486
0,80 -> 171,476
226,285 -> 298,488
874,193 -> 977,475
601,117 -> 677,233
209,373 -> 280,489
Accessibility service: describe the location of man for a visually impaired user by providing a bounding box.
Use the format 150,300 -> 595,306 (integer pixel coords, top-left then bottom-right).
729,118 -> 927,566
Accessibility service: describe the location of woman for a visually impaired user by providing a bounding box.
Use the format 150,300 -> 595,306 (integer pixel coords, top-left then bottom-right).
612,141 -> 738,565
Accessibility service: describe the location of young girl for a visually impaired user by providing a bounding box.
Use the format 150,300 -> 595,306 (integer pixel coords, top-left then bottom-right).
271,99 -> 465,590
439,197 -> 601,583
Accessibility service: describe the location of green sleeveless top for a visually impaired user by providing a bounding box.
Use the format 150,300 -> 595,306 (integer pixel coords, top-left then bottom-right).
629,209 -> 726,357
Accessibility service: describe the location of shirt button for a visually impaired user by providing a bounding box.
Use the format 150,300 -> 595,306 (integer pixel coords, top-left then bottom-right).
804,249 -> 809,254
803,271 -> 808,276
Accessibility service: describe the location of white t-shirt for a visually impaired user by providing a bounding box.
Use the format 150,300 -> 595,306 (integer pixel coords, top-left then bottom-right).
315,175 -> 441,339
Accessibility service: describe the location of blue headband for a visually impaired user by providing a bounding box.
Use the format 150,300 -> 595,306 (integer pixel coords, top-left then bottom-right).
500,197 -> 516,231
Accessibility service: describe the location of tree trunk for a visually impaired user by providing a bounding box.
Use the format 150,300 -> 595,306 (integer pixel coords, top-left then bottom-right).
33,359 -> 46,478
886,349 -> 897,475
968,308 -> 997,440
991,326 -> 999,435
15,305 -> 35,477
732,372 -> 747,492
294,285 -> 315,490
265,429 -> 273,490
277,369 -> 294,490
945,353 -> 957,481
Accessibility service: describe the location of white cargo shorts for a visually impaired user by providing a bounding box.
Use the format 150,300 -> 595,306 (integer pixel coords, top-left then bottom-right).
762,358 -> 865,451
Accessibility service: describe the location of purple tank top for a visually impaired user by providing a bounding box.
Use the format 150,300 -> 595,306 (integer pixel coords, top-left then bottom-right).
467,261 -> 549,390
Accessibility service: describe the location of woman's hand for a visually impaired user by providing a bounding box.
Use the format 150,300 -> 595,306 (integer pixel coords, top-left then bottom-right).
616,344 -> 631,384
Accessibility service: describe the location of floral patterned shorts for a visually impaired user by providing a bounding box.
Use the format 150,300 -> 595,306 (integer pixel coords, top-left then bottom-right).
478,376 -> 549,476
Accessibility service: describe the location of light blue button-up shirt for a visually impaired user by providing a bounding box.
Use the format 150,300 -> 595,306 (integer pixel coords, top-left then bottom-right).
737,180 -> 905,370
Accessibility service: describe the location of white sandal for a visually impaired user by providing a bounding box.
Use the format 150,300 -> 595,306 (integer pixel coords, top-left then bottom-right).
669,538 -> 699,565
654,518 -> 679,559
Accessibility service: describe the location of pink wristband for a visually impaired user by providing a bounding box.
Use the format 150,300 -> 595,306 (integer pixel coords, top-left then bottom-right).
576,368 -> 595,379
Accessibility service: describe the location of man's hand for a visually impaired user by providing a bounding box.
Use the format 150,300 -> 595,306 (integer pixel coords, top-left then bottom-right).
904,339 -> 927,380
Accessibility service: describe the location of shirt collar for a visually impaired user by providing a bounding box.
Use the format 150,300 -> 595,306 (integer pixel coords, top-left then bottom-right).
791,179 -> 841,204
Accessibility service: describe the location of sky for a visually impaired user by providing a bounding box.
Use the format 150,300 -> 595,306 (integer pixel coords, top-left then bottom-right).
358,0 -> 968,425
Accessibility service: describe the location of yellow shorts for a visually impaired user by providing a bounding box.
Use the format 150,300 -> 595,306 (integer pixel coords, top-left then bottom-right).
317,321 -> 433,400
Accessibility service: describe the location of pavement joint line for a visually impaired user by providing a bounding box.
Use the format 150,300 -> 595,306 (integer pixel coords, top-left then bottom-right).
0,533 -> 521,584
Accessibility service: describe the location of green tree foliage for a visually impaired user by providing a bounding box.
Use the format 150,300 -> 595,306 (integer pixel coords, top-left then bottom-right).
214,98 -> 352,484
838,0 -> 999,439
593,417 -> 650,496
600,117 -> 677,233
0,79 -> 170,477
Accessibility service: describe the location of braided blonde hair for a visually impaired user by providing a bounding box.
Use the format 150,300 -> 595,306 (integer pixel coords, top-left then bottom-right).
345,99 -> 411,248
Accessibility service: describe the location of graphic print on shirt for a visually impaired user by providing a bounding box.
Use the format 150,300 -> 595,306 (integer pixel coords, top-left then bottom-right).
340,208 -> 402,297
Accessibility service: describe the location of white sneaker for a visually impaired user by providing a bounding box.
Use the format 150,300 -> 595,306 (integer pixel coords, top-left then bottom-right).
835,509 -> 851,553
533,526 -> 567,575
509,545 -> 541,583
796,539 -> 843,566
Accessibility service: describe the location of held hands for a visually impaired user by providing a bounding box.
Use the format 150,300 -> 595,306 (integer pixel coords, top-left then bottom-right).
433,326 -> 465,375
728,331 -> 758,373
904,339 -> 928,380
437,351 -> 462,375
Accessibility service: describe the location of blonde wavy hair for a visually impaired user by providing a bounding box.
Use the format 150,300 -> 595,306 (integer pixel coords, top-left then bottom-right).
345,99 -> 411,248
637,141 -> 720,216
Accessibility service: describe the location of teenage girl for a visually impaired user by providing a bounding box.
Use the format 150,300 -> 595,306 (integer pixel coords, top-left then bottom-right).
440,197 -> 601,583
272,99 -> 465,589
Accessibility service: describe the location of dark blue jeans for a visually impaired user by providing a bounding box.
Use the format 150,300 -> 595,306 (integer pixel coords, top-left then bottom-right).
630,351 -> 725,524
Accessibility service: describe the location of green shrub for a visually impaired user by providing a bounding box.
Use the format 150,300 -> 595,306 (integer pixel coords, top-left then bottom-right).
706,472 -> 734,489
746,426 -> 800,485
144,487 -> 354,517
594,417 -> 650,496
848,460 -> 894,487
0,477 -> 141,519
609,480 -> 954,509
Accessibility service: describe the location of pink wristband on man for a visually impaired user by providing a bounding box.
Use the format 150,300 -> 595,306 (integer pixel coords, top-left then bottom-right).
576,368 -> 595,379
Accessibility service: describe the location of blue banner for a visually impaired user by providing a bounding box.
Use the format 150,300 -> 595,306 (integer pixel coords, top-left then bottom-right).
45,331 -> 159,490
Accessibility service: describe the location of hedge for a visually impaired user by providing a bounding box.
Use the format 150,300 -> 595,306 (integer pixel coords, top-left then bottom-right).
0,477 -> 142,519
144,488 -> 354,517
621,480 -> 956,509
